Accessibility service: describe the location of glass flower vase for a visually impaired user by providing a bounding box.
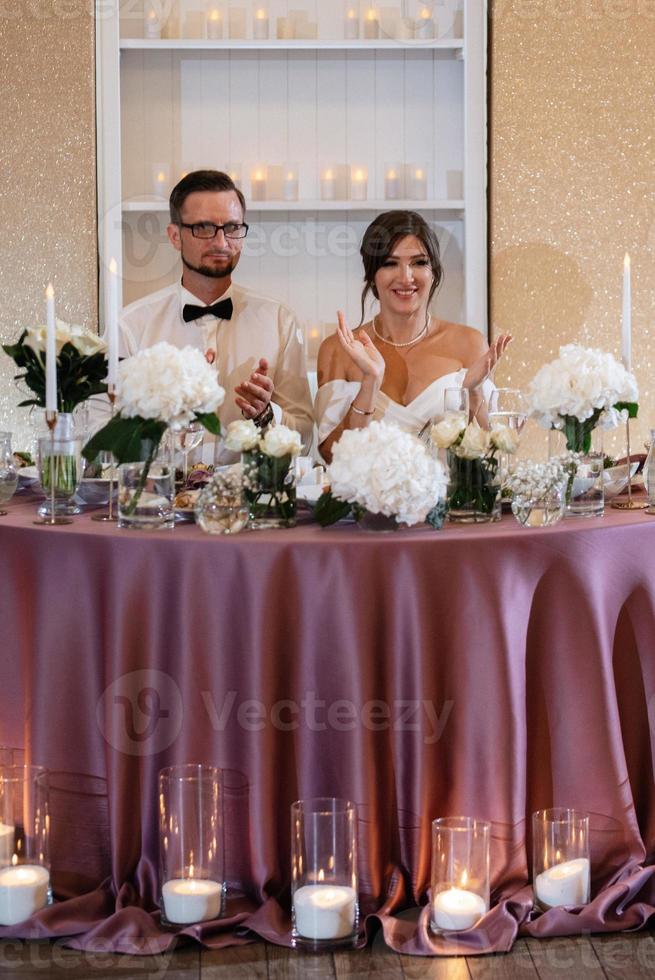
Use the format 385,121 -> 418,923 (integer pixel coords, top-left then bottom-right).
0,433 -> 18,514
118,438 -> 174,530
37,417 -> 83,518
549,426 -> 604,518
242,450 -> 296,529
446,452 -> 499,523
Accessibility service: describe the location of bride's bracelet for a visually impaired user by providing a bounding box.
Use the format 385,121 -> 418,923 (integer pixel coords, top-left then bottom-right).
350,402 -> 374,417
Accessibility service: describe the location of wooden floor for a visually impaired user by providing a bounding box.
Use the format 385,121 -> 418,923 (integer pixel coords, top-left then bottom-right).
2,934 -> 655,978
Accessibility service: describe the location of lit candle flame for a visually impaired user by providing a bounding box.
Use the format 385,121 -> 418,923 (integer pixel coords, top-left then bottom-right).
46,283 -> 54,299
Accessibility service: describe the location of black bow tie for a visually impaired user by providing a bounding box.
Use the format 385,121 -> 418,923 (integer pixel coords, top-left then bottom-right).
182,297 -> 233,323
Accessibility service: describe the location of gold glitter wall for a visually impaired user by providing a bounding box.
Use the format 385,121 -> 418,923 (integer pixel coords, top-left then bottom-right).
490,1 -> 655,455
0,5 -> 97,452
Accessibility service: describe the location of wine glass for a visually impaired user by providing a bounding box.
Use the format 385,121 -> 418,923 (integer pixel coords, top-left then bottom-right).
488,389 -> 527,435
443,387 -> 469,425
174,422 -> 204,486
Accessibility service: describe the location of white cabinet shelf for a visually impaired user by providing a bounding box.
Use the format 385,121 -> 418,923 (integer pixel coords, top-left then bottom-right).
120,38 -> 464,52
123,199 -> 466,213
96,1 -> 486,333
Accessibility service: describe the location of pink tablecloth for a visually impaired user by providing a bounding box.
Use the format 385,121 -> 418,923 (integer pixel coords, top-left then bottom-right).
1,496 -> 655,954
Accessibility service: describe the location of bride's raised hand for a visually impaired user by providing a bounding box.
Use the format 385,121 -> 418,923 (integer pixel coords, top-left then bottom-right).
336,311 -> 385,385
463,334 -> 512,392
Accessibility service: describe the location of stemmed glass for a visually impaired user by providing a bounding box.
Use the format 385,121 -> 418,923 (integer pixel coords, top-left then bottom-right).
443,387 -> 470,425
488,388 -> 527,434
174,422 -> 204,486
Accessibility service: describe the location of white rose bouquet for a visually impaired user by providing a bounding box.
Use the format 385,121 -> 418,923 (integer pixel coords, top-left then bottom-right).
3,319 -> 108,413
225,419 -> 301,528
315,421 -> 448,528
430,417 -> 519,520
527,344 -> 638,452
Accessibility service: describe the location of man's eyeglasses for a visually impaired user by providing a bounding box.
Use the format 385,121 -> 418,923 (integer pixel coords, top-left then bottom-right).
179,221 -> 249,240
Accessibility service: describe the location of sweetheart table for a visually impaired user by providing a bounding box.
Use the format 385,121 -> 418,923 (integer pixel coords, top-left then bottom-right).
1,496 -> 655,955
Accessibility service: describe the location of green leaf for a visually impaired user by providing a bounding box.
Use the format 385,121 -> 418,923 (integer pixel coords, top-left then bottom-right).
426,501 -> 447,530
194,411 -> 221,436
82,415 -> 166,465
314,489 -> 352,527
614,401 -> 638,419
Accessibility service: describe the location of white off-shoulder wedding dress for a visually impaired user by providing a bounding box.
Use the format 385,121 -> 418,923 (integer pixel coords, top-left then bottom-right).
315,369 -> 494,445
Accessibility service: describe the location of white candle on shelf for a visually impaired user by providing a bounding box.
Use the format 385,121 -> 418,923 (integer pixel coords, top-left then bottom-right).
144,6 -> 162,39
622,252 -> 631,372
283,169 -> 299,202
251,169 -> 267,201
153,165 -> 169,199
350,168 -> 368,201
408,166 -> 427,200
0,864 -> 49,926
107,258 -> 119,391
205,8 -> 223,39
363,7 -> 380,38
320,169 -> 337,201
432,887 -> 486,932
162,877 -> 222,924
0,824 -> 14,865
228,167 -> 242,190
415,6 -> 435,39
534,858 -> 590,909
253,8 -> 269,39
45,283 -> 57,416
293,884 -> 356,940
385,167 -> 401,200
345,8 -> 360,39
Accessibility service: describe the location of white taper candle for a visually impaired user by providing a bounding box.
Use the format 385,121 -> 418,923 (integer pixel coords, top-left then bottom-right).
107,258 -> 119,389
622,252 -> 631,372
45,283 -> 57,414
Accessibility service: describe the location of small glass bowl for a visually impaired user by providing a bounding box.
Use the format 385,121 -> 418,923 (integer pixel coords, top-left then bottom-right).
511,481 -> 567,528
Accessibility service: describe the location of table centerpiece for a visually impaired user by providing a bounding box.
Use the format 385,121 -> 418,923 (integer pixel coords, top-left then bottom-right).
224,419 -> 302,529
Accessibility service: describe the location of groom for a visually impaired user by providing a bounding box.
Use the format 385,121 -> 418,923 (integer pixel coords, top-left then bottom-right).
118,170 -> 314,460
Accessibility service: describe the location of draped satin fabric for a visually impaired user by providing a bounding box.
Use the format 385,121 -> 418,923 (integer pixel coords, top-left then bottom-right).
1,497 -> 655,955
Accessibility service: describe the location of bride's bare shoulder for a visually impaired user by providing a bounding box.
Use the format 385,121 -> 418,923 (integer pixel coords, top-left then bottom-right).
437,319 -> 488,363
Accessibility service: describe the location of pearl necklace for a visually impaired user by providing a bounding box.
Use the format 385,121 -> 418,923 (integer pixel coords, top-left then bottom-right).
372,314 -> 430,349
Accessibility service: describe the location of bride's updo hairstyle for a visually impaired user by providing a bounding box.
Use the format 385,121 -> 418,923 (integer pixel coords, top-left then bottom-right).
359,210 -> 443,324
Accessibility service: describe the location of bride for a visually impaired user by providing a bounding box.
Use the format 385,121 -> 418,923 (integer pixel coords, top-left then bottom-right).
315,210 -> 511,462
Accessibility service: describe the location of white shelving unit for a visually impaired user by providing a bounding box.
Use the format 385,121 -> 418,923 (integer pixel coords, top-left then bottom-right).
96,1 -> 487,353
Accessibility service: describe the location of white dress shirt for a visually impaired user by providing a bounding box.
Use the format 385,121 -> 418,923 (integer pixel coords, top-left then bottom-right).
119,281 -> 314,462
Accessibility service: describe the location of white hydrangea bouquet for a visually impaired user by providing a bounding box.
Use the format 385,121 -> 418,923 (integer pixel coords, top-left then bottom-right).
82,343 -> 224,515
430,416 -> 519,521
315,421 -> 448,529
224,419 -> 302,528
527,344 -> 638,453
3,319 -> 107,413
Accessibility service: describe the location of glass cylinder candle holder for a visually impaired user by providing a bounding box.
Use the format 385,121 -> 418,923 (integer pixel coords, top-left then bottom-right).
291,798 -> 358,949
253,7 -> 269,39
282,164 -> 299,202
205,2 -> 224,39
144,3 -> 162,38
159,765 -> 224,927
384,163 -> 403,200
251,167 -> 268,202
362,5 -> 380,38
407,164 -> 428,200
344,1 -> 360,38
532,808 -> 590,911
349,166 -> 368,201
152,163 -> 170,199
430,817 -> 490,934
0,767 -> 51,926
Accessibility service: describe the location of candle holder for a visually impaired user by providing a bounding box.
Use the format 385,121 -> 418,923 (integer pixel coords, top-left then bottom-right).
532,808 -> 590,911
0,766 -> 51,925
611,417 -> 647,510
430,816 -> 490,934
291,797 -> 358,950
91,388 -> 118,523
33,413 -> 80,526
159,765 -> 224,927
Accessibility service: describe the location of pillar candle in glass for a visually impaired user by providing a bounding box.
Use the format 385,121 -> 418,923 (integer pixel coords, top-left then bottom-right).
363,6 -> 380,38
384,165 -> 402,200
344,5 -> 360,39
144,4 -> 162,38
152,163 -> 170,199
414,6 -> 435,39
253,8 -> 269,39
0,767 -> 50,927
205,6 -> 223,39
291,798 -> 358,949
320,168 -> 337,201
350,167 -> 368,201
283,166 -> 299,202
408,165 -> 428,200
532,809 -> 590,911
251,168 -> 267,202
159,765 -> 224,926
431,817 -> 490,933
